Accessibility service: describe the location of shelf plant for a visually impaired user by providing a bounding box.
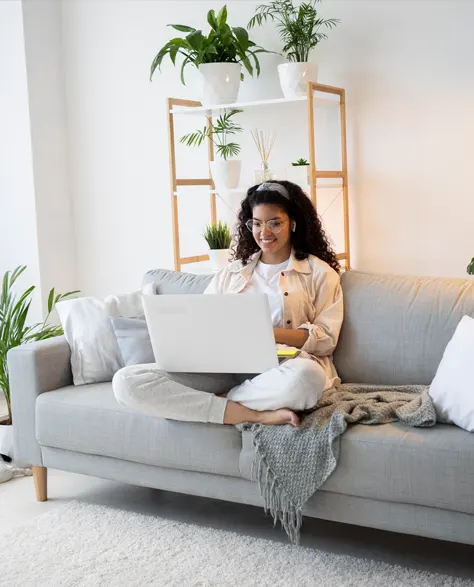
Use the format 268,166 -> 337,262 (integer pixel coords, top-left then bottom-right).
290,157 -> 311,186
203,222 -> 232,250
180,109 -> 243,191
248,0 -> 339,98
203,222 -> 233,271
150,5 -> 270,105
291,157 -> 310,166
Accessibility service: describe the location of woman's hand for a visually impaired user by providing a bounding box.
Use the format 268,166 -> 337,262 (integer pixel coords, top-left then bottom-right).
273,328 -> 309,349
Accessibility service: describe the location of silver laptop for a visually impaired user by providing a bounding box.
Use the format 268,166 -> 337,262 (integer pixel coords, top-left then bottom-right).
142,294 -> 279,373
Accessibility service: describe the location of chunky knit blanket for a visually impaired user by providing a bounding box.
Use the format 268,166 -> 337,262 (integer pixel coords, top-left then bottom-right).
251,384 -> 437,544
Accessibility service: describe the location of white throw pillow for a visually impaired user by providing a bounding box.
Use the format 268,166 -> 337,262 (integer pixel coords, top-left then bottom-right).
429,315 -> 474,432
57,289 -> 152,386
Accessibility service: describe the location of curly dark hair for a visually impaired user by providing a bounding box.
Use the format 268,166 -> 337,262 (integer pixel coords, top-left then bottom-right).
232,180 -> 340,273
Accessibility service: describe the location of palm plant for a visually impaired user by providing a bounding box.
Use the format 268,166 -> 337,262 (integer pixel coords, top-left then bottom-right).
150,5 -> 270,84
0,266 -> 79,425
248,0 -> 339,62
180,109 -> 243,160
203,222 -> 232,250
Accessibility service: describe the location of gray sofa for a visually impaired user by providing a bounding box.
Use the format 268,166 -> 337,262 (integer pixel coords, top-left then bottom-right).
8,269 -> 474,545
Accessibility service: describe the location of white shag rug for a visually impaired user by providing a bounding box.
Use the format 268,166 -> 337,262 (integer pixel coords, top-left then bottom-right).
1,501 -> 472,587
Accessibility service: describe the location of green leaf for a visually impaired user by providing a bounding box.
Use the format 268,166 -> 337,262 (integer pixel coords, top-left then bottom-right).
168,24 -> 196,33
239,54 -> 253,77
180,56 -> 191,85
186,30 -> 204,52
56,290 -> 80,302
217,5 -> 228,27
179,127 -> 209,148
203,221 -> 232,249
207,9 -> 218,30
169,45 -> 179,65
232,27 -> 249,52
47,288 -> 55,313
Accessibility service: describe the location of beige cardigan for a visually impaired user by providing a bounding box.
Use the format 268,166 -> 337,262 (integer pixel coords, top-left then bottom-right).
204,250 -> 343,386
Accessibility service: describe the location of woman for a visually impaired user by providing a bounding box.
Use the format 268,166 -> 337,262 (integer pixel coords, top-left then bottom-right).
113,180 -> 343,427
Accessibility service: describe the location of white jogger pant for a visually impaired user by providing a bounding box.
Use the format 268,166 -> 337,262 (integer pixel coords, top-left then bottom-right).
112,358 -> 329,425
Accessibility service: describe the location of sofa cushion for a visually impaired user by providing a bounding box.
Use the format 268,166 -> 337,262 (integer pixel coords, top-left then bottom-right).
240,423 -> 474,515
36,383 -> 242,477
334,271 -> 474,385
142,269 -> 212,296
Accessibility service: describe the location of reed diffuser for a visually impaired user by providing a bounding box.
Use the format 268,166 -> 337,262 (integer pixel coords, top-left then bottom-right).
251,129 -> 277,183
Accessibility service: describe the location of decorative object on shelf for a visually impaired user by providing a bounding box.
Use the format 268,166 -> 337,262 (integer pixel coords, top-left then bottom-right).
290,157 -> 311,186
203,221 -> 233,270
0,266 -> 78,461
251,128 -> 277,183
180,109 -> 243,190
467,258 -> 474,275
150,5 -> 270,106
248,0 -> 339,98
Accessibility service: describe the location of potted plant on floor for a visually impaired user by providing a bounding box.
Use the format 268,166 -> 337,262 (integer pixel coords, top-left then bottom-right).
203,222 -> 233,270
150,5 -> 270,106
248,0 -> 339,98
0,266 -> 78,462
180,109 -> 243,191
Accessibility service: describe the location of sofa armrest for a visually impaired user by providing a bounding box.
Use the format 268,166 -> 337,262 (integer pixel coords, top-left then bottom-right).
8,336 -> 72,466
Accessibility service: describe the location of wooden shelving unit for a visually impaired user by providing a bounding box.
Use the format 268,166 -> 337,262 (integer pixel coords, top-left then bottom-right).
167,82 -> 350,272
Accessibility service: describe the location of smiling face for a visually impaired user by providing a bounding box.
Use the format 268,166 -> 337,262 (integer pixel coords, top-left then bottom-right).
251,203 -> 292,261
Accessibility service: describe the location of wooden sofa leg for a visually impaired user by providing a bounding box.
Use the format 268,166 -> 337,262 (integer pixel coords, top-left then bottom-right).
32,466 -> 47,502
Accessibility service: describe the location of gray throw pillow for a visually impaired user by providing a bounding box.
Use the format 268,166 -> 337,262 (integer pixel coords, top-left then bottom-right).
110,316 -> 155,367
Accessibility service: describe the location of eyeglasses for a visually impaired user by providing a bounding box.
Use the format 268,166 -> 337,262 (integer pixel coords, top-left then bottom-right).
245,219 -> 287,234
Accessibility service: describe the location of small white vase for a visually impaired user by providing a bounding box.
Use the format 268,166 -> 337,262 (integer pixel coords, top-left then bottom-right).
278,62 -> 318,99
208,249 -> 231,271
210,159 -> 241,191
198,63 -> 241,106
0,424 -> 14,460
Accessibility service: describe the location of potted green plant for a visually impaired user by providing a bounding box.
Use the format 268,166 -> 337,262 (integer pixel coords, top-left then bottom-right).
150,5 -> 269,106
467,258 -> 474,275
180,109 -> 243,191
0,266 -> 78,461
248,0 -> 339,98
203,222 -> 233,270
290,157 -> 310,185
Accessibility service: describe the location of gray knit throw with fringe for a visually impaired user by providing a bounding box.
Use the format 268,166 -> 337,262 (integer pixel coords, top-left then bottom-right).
250,384 -> 437,544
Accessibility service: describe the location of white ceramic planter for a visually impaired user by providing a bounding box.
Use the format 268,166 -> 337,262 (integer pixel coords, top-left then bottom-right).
0,424 -> 14,460
208,249 -> 231,271
198,63 -> 241,106
289,165 -> 311,187
210,159 -> 241,191
278,62 -> 318,99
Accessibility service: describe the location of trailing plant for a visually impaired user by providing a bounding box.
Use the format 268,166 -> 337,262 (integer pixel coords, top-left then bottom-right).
0,266 -> 79,425
467,258 -> 474,275
203,222 -> 232,249
292,157 -> 310,166
180,109 -> 243,160
248,0 -> 339,63
150,5 -> 270,84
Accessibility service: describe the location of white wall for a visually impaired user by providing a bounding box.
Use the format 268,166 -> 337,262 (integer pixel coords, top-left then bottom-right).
56,0 -> 474,297
0,0 -> 42,321
22,0 -> 76,306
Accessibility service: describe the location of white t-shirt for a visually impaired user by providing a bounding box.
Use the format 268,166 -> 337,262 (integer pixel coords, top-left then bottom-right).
243,259 -> 290,327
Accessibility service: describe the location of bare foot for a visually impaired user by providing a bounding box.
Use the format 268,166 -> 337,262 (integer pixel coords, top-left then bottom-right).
258,408 -> 300,427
